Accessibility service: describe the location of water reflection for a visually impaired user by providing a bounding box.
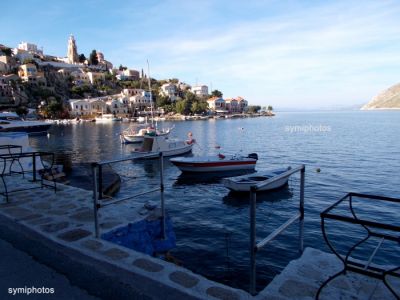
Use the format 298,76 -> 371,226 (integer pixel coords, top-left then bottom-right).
223,186 -> 294,207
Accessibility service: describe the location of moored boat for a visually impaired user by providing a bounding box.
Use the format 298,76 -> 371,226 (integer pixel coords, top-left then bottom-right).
0,112 -> 51,135
170,153 -> 258,173
120,124 -> 173,144
95,114 -> 122,122
131,134 -> 193,159
222,167 -> 292,192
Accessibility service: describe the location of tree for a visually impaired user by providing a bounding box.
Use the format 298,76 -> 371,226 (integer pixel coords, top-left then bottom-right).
247,105 -> 261,113
2,47 -> 12,56
175,99 -> 189,115
211,90 -> 223,98
119,64 -> 127,71
267,105 -> 273,111
156,95 -> 171,108
44,100 -> 64,119
89,50 -> 98,65
78,53 -> 86,63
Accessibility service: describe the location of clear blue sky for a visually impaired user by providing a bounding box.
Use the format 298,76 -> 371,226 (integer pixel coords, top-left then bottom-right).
2,0 -> 400,109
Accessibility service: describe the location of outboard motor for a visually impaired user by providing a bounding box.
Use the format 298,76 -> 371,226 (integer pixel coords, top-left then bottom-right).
247,153 -> 258,160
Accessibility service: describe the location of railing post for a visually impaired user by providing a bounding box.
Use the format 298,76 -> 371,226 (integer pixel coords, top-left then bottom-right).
299,165 -> 305,253
159,152 -> 166,239
92,163 -> 100,238
300,165 -> 305,219
98,164 -> 103,200
32,152 -> 37,181
249,185 -> 257,295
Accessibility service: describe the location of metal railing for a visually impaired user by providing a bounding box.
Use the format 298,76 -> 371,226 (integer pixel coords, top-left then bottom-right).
92,152 -> 165,238
249,164 -> 305,295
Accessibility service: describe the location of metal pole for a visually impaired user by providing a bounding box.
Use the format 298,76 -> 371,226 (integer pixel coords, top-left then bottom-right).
92,163 -> 100,238
32,153 -> 36,181
98,164 -> 103,200
300,165 -> 305,219
159,152 -> 166,239
249,186 -> 257,295
299,165 -> 305,253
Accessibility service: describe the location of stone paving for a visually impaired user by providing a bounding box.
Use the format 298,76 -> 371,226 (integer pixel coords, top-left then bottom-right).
0,175 -> 251,300
0,238 -> 99,300
0,175 -> 399,299
259,247 -> 400,300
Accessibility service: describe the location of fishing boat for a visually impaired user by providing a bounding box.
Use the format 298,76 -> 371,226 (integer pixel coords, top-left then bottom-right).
131,134 -> 193,159
222,167 -> 292,192
120,124 -> 173,144
0,112 -> 51,135
170,153 -> 258,173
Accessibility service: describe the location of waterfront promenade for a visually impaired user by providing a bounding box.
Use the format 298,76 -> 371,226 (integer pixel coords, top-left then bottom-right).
0,175 -> 398,299
0,238 -> 98,299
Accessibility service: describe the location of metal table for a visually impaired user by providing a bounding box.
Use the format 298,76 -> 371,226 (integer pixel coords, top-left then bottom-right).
0,149 -> 56,202
317,192 -> 400,299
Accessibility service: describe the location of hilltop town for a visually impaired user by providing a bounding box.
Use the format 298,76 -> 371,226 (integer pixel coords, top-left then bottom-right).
0,36 -> 272,119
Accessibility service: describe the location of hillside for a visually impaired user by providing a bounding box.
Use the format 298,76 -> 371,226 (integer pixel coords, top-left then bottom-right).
361,82 -> 400,110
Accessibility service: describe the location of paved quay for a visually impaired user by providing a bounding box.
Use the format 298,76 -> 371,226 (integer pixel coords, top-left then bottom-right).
0,175 -> 398,299
260,248 -> 399,299
0,238 -> 98,300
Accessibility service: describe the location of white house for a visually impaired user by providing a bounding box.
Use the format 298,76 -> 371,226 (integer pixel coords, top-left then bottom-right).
70,69 -> 90,85
122,88 -> 144,97
129,90 -> 152,110
160,83 -> 178,101
237,96 -> 248,112
116,69 -> 140,81
191,84 -> 208,97
207,97 -> 225,112
225,98 -> 239,113
106,98 -> 128,115
18,42 -> 43,55
69,99 -> 91,116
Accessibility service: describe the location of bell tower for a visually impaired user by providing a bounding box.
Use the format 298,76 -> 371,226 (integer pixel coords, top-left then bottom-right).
67,34 -> 79,64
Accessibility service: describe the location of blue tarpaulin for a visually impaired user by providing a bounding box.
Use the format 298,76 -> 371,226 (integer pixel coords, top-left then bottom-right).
102,216 -> 176,255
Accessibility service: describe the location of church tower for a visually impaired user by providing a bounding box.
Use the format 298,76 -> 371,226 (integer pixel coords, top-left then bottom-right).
67,35 -> 79,64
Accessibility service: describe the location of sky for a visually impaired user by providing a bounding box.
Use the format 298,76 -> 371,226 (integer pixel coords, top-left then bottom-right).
2,0 -> 400,109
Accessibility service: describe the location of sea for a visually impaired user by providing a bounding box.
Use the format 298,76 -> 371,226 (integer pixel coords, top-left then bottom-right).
30,110 -> 400,292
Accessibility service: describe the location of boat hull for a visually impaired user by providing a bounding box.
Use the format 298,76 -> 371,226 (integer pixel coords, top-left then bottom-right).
121,131 -> 170,144
0,124 -> 51,135
121,135 -> 144,143
170,156 -> 257,173
222,168 -> 291,192
132,144 -> 193,159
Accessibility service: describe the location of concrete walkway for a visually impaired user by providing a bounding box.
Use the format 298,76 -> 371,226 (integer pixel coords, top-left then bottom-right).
0,238 -> 99,300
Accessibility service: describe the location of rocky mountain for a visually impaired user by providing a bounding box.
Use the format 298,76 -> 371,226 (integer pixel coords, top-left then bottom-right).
361,82 -> 400,110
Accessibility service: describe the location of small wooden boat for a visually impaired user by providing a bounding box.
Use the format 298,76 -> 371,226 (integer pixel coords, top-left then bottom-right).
131,134 -> 193,159
170,153 -> 258,173
222,167 -> 292,192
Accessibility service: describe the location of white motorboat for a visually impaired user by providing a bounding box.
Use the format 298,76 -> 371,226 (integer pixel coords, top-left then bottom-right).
95,114 -> 122,122
131,134 -> 193,158
120,124 -> 173,144
0,112 -> 51,135
170,153 -> 258,173
222,167 -> 292,192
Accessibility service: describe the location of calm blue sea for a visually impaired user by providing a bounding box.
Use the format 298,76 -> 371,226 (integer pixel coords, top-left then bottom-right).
30,111 -> 400,291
